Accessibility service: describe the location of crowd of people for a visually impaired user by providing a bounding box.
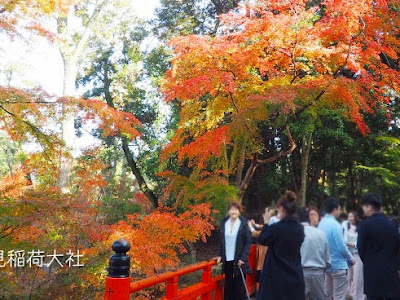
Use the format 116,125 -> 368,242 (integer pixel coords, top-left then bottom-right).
215,192 -> 400,300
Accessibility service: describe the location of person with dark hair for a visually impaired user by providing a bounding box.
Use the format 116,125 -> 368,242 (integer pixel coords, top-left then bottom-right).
257,191 -> 305,300
357,193 -> 400,300
216,202 -> 252,300
308,206 -> 321,227
318,197 -> 355,300
343,211 -> 365,300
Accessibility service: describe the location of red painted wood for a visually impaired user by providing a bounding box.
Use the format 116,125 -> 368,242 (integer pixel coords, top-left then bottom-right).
103,277 -> 131,300
201,265 -> 212,300
214,275 -> 224,300
166,276 -> 179,298
106,246 -> 258,299
246,244 -> 257,295
130,260 -> 218,293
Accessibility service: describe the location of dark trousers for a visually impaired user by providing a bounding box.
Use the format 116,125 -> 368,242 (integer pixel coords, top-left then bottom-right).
224,261 -> 246,300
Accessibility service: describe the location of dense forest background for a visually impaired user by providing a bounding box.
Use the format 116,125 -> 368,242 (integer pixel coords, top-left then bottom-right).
0,0 -> 399,298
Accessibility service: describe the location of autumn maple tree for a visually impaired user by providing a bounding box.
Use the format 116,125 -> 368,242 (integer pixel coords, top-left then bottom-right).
1,0 -> 400,298
161,0 -> 400,205
0,0 -> 215,298
0,87 -> 214,297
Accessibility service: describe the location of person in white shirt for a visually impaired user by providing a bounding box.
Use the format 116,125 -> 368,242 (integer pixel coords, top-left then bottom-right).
269,209 -> 281,225
216,202 -> 252,300
301,220 -> 331,300
342,211 -> 366,300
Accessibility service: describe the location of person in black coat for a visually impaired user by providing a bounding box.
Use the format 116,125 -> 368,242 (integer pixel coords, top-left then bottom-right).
257,190 -> 305,300
216,202 -> 252,300
357,193 -> 400,300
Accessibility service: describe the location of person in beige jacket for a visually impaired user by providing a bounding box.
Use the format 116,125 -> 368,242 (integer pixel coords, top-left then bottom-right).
248,209 -> 280,284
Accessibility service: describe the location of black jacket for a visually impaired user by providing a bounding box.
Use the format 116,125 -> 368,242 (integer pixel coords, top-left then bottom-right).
257,216 -> 305,300
218,216 -> 252,275
357,213 -> 400,298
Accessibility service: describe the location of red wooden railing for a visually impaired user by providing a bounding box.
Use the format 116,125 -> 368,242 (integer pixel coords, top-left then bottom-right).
104,239 -> 257,300
131,260 -> 224,300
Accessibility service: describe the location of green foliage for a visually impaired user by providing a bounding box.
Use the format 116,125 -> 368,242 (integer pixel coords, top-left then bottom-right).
145,46 -> 173,85
100,196 -> 142,224
153,0 -> 241,39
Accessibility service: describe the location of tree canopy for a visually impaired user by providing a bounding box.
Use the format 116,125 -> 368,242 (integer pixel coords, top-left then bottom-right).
161,0 -> 400,208
0,0 -> 399,298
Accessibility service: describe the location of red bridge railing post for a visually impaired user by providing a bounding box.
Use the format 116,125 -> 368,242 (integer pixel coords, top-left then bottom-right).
201,265 -> 212,300
104,239 -> 131,300
215,280 -> 224,300
165,276 -> 179,298
246,244 -> 257,295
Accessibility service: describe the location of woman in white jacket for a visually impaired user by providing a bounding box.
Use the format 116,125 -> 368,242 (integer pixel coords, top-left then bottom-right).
342,211 -> 365,300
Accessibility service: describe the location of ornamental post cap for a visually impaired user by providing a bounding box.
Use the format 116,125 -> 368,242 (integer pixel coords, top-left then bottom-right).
108,238 -> 131,278
112,238 -> 131,254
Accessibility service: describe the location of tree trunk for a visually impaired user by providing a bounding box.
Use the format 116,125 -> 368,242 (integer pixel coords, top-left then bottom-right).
358,169 -> 364,201
6,142 -> 13,176
235,135 -> 247,188
299,133 -> 312,207
309,162 -> 322,201
118,162 -> 127,198
103,62 -> 159,208
58,55 -> 77,193
239,126 -> 297,195
121,139 -> 159,208
348,162 -> 358,209
222,141 -> 229,180
330,146 -> 336,196
289,155 -> 299,194
56,2 -> 105,193
188,243 -> 197,264
239,156 -> 258,199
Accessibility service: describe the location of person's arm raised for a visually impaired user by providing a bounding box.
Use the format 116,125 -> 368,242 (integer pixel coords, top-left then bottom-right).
259,208 -> 277,246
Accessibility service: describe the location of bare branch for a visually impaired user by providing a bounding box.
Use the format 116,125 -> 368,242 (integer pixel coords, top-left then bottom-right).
257,126 -> 297,164
239,126 -> 297,191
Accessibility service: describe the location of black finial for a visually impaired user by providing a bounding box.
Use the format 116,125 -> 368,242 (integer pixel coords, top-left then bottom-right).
108,239 -> 131,278
112,239 -> 131,254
